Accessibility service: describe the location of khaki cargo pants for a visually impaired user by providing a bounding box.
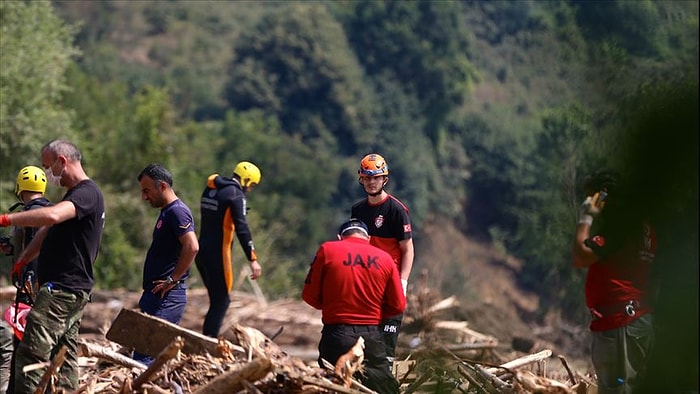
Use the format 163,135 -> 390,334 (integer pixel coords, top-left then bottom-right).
14,285 -> 89,393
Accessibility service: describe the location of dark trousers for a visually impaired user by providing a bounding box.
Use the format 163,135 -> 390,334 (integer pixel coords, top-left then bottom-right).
319,324 -> 399,394
134,284 -> 187,365
380,314 -> 403,362
196,257 -> 231,338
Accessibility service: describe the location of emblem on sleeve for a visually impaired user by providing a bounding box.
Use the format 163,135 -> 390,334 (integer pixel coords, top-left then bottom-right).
592,235 -> 605,247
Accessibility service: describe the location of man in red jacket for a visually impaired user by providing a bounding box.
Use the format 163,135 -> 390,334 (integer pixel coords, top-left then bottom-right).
302,218 -> 406,394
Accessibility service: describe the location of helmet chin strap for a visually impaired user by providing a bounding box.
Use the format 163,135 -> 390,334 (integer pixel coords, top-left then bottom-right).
367,190 -> 383,197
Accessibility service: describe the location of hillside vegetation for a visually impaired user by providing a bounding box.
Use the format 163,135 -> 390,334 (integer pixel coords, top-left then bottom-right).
1,0 -> 697,336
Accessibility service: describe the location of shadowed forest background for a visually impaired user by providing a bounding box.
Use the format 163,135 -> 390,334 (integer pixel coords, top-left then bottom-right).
0,1 -> 697,389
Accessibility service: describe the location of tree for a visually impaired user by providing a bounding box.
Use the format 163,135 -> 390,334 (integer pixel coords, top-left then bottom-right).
224,2 -> 378,154
335,0 -> 477,142
0,0 -> 79,192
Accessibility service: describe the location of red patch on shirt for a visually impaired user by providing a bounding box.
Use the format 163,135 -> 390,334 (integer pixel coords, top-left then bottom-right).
591,235 -> 605,247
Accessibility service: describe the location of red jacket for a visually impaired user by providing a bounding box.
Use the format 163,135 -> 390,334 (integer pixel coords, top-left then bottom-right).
302,237 -> 406,325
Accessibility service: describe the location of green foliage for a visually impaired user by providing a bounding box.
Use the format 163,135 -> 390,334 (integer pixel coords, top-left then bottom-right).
573,0 -> 683,58
336,0 -> 478,141
224,2 -> 378,154
0,0 -> 79,195
93,186 -> 153,290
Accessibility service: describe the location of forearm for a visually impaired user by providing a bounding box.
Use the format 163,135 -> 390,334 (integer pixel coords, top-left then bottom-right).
2,202 -> 75,228
572,224 -> 596,268
172,234 -> 199,281
399,239 -> 414,280
16,226 -> 48,263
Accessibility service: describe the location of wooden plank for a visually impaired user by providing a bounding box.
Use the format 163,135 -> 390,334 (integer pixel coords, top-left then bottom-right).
105,308 -> 225,358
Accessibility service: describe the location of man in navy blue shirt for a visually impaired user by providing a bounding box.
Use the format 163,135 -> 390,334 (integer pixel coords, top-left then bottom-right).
134,164 -> 199,364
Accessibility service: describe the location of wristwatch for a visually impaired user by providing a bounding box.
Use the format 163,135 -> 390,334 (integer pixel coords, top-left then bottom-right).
165,275 -> 175,285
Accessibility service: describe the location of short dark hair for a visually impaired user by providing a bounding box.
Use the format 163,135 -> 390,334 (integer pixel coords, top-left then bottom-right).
338,218 -> 369,237
138,163 -> 173,187
584,169 -> 619,196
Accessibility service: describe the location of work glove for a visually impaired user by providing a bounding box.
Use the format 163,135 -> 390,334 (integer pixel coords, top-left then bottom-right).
11,259 -> 28,287
578,192 -> 604,226
401,279 -> 408,296
0,214 -> 10,227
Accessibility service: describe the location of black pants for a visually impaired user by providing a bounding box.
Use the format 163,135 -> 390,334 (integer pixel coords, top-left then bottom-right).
319,324 -> 399,394
380,314 -> 403,362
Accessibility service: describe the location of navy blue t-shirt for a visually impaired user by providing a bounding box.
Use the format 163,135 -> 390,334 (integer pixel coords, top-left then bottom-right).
142,199 -> 195,290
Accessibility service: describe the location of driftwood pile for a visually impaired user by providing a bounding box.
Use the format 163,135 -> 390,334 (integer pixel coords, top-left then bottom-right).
390,271 -> 596,393
70,318 -> 373,393
3,271 -> 597,393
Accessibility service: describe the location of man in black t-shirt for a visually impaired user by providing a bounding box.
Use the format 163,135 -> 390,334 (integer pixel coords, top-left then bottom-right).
0,140 -> 105,393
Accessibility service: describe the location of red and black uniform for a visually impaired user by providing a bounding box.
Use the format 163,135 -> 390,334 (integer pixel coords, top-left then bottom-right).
351,194 -> 412,266
302,236 -> 405,394
584,223 -> 656,331
351,193 -> 411,361
195,174 -> 257,337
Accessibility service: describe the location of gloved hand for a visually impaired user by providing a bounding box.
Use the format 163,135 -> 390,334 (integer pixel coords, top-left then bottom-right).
11,259 -> 28,287
0,214 -> 10,227
401,279 -> 408,296
578,192 -> 604,225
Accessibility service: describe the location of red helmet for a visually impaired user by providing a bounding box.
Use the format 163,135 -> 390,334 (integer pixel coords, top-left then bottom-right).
358,153 -> 389,178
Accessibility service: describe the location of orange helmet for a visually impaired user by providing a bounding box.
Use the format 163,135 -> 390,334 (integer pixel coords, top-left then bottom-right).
358,153 -> 389,178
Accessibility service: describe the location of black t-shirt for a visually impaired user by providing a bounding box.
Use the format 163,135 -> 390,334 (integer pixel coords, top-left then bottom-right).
38,179 -> 105,293
350,194 -> 412,266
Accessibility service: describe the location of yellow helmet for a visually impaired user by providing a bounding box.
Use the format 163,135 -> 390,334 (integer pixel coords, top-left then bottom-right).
233,161 -> 262,188
15,166 -> 47,197
358,153 -> 389,178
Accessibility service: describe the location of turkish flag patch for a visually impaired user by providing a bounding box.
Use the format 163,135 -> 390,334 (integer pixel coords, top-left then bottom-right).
591,235 -> 605,247
403,224 -> 412,233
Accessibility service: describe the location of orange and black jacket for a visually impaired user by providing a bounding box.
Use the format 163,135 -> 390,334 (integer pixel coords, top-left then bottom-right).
196,174 -> 257,288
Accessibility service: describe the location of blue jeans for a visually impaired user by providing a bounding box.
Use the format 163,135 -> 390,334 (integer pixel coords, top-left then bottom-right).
133,283 -> 187,365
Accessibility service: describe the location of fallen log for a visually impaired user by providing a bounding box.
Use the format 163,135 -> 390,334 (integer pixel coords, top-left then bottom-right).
427,296 -> 459,313
475,363 -> 513,391
334,336 -> 365,387
106,308 -> 243,358
487,349 -> 552,375
34,345 -> 66,394
302,375 -> 375,394
78,340 -> 147,370
133,336 -> 184,390
191,357 -> 273,394
515,370 -> 575,394
434,321 -> 498,345
557,354 -> 577,385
